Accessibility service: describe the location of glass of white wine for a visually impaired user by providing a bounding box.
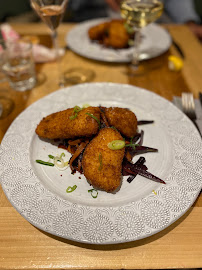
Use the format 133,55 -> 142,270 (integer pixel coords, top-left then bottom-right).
121,0 -> 163,75
30,0 -> 68,87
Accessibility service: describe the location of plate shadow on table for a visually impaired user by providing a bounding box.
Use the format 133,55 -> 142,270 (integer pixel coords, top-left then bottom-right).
34,203 -> 195,251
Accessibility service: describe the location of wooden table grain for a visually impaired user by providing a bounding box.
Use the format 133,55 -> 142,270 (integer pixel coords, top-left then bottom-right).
0,23 -> 201,270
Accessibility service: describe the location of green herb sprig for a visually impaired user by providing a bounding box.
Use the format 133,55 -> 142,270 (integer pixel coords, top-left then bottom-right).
86,113 -> 100,128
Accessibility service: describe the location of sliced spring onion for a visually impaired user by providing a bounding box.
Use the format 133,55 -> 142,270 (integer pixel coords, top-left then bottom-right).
125,143 -> 138,149
48,154 -> 54,159
74,105 -> 82,113
98,153 -> 103,171
107,139 -> 139,150
108,140 -> 125,150
53,155 -> 69,170
124,22 -> 134,34
69,106 -> 82,120
36,160 -> 54,166
54,156 -> 65,168
82,103 -> 90,109
88,189 -> 98,198
86,113 -> 100,127
69,113 -> 78,120
60,153 -> 65,158
66,185 -> 77,193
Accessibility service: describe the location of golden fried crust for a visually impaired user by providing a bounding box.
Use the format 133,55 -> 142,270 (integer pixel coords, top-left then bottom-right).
35,107 -> 100,139
88,22 -> 109,41
82,127 -> 125,192
104,107 -> 138,138
103,20 -> 129,49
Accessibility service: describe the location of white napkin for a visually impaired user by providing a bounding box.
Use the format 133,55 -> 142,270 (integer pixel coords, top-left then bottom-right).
32,44 -> 65,63
173,96 -> 202,135
0,24 -> 65,63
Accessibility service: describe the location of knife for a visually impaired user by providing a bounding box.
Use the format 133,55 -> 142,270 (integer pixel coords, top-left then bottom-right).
172,39 -> 185,59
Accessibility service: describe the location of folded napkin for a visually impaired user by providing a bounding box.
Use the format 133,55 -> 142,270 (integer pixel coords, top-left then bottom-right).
0,24 -> 65,63
173,96 -> 202,135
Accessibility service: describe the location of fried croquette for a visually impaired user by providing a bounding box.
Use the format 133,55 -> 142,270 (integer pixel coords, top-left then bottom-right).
88,22 -> 109,41
35,107 -> 100,139
104,107 -> 138,138
82,127 -> 125,192
88,19 -> 133,49
103,20 -> 130,49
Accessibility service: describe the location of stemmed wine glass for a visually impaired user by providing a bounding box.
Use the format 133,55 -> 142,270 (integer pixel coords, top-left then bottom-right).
121,0 -> 163,75
30,0 -> 68,87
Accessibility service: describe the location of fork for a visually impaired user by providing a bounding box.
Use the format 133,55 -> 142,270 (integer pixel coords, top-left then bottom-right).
181,92 -> 197,120
181,92 -> 201,135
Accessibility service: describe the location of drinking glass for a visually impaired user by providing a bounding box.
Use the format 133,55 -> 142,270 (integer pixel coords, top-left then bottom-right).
0,44 -> 14,119
31,0 -> 95,86
2,40 -> 36,91
30,0 -> 68,87
121,0 -> 163,75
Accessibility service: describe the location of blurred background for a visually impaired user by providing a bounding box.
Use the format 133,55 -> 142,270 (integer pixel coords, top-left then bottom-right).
0,0 -> 201,23
0,0 -> 202,40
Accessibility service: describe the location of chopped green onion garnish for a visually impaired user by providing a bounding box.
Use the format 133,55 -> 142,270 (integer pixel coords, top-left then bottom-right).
82,103 -> 90,109
88,189 -> 98,198
66,185 -> 77,193
86,113 -> 100,127
124,22 -> 134,34
69,113 -> 78,120
69,106 -> 82,120
125,143 -> 139,149
98,153 -> 103,171
48,155 -> 54,159
60,153 -> 65,158
125,143 -> 136,149
108,140 -> 125,150
36,160 -> 54,166
74,105 -> 82,113
107,139 -> 139,150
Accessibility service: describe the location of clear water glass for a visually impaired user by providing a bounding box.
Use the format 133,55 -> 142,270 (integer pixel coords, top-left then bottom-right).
2,41 -> 36,91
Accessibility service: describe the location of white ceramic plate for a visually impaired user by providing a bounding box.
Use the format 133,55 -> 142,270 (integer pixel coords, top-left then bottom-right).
0,83 -> 201,244
66,18 -> 172,63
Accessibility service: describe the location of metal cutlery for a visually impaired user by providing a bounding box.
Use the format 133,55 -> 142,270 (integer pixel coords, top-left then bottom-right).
182,93 -> 197,120
172,39 -> 185,59
181,92 -> 202,136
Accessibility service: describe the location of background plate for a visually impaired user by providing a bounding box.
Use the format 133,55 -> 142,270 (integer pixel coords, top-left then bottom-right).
66,18 -> 172,63
0,83 -> 201,244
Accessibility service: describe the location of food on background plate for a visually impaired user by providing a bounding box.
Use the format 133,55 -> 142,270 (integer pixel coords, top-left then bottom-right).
88,19 -> 135,49
35,105 -> 165,194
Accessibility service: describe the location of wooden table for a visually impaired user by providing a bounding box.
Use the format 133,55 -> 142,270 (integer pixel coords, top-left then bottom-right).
0,23 -> 202,270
